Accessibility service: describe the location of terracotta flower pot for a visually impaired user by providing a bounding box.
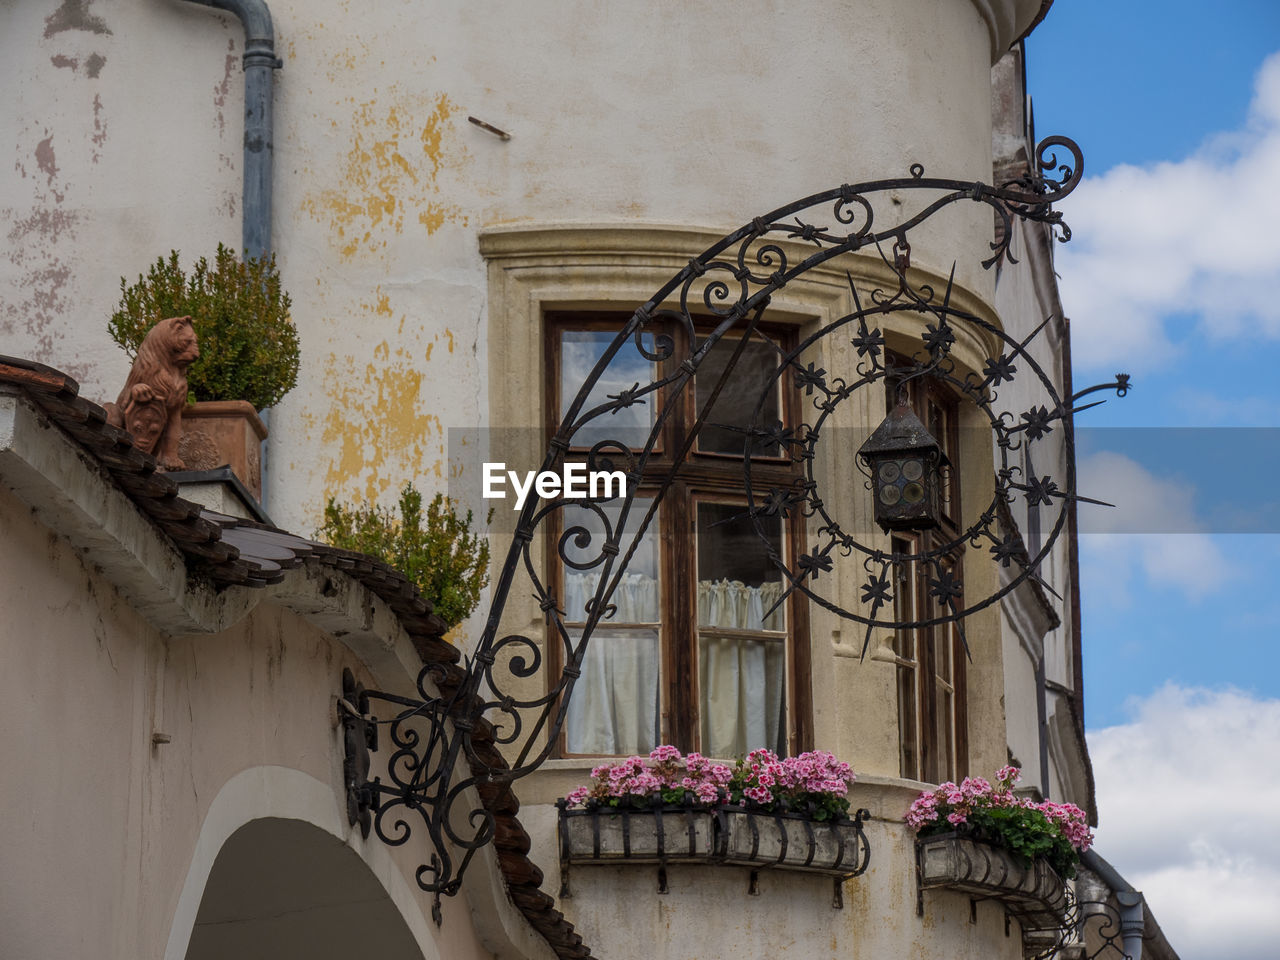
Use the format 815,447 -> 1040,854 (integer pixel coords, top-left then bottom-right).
177,401 -> 267,501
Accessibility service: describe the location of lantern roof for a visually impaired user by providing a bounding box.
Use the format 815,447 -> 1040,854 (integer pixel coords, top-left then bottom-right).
858,399 -> 945,460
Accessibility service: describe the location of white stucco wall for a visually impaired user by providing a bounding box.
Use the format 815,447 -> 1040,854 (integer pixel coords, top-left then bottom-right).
4,0 -> 1040,537
1,3 -> 1086,957
0,425 -> 544,960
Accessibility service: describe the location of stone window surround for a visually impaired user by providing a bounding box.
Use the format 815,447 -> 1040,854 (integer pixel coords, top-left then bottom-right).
479,222 -> 1012,784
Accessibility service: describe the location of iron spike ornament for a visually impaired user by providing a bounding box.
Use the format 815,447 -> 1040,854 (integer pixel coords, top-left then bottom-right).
336,136 -> 1123,913
858,397 -> 948,532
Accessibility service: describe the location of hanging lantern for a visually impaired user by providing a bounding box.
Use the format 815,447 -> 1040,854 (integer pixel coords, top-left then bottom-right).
857,399 -> 947,532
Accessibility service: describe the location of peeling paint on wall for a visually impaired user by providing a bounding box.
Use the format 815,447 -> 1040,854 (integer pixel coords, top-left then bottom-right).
3,205 -> 78,346
214,40 -> 236,137
2,228 -> 74,356
317,337 -> 446,505
48,52 -> 106,78
91,95 -> 107,163
43,0 -> 111,38
2,109 -> 80,368
301,90 -> 468,261
35,135 -> 60,189
7,208 -> 78,251
421,328 -> 455,364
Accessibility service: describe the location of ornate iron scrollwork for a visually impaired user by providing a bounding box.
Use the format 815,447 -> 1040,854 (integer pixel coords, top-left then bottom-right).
1070,897 -> 1139,960
338,137 -> 1113,911
338,665 -> 485,925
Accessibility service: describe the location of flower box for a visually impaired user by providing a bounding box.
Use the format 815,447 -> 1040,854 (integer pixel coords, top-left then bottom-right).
559,805 -> 716,864
720,808 -> 869,875
557,746 -> 869,899
558,803 -> 869,878
918,833 -> 1067,955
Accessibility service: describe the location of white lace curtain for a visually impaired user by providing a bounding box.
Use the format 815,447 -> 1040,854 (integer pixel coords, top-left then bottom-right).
697,579 -> 784,632
563,572 -> 785,757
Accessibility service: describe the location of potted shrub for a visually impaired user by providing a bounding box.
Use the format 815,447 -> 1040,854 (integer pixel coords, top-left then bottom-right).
907,766 -> 1093,948
315,483 -> 492,634
108,245 -> 300,499
557,746 -> 870,885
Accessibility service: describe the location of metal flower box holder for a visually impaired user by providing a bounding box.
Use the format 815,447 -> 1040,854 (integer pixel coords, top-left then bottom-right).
558,798 -> 871,907
917,832 -> 1069,959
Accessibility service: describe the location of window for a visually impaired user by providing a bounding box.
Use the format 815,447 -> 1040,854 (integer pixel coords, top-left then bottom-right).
886,366 -> 968,783
547,313 -> 812,759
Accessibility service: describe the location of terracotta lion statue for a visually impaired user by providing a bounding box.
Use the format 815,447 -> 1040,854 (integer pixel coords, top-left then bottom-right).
104,315 -> 199,469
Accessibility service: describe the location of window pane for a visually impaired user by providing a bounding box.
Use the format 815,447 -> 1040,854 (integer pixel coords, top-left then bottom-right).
928,394 -> 958,519
695,502 -> 784,631
935,680 -> 955,782
565,627 -> 660,755
892,538 -> 920,780
562,497 -> 659,622
695,336 -> 781,455
696,501 -> 786,757
560,330 -> 657,449
561,496 -> 661,756
699,635 -> 785,758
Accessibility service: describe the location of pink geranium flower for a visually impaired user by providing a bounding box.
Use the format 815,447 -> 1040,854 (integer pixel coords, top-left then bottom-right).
904,765 -> 1095,879
561,744 -> 857,822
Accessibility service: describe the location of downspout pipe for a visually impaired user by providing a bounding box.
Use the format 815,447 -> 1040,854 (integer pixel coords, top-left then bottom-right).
1035,653 -> 1051,796
177,0 -> 281,513
1081,849 -> 1146,960
182,0 -> 281,260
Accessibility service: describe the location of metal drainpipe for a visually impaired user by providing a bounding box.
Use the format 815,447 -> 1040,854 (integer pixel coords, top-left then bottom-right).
1035,653 -> 1051,796
1081,850 -> 1146,960
182,0 -> 279,259
179,0 -> 281,513
1116,892 -> 1146,960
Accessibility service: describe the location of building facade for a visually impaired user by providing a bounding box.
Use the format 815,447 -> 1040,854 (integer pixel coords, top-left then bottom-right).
0,1 -> 1175,958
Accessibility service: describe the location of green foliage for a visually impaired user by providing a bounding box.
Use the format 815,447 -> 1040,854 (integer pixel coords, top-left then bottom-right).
316,484 -> 493,631
108,245 -> 300,410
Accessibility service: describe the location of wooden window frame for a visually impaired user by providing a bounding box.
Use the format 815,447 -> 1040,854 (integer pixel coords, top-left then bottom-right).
886,364 -> 969,784
545,311 -> 813,758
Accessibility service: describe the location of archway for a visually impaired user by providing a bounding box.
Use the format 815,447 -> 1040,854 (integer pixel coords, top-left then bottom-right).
183,817 -> 425,960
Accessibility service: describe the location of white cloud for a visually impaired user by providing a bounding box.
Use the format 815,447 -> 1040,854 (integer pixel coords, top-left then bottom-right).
1057,52 -> 1280,371
1077,451 -> 1232,601
1170,388 -> 1280,427
1089,685 -> 1280,960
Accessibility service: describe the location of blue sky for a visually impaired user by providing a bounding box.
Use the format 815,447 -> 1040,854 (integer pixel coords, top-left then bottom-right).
1027,5 -> 1280,957
1028,0 -> 1280,728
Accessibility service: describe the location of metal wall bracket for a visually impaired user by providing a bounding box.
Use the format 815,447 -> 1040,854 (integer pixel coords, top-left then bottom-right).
336,665 -> 483,927
339,668 -> 375,839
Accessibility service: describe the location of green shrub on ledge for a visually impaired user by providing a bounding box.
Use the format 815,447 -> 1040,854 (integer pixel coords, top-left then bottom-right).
108,245 -> 300,411
317,484 -> 492,632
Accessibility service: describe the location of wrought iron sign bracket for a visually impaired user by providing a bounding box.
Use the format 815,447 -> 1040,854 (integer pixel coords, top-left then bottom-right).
1071,374 -> 1131,407
338,666 -> 475,927
330,135 -> 1117,918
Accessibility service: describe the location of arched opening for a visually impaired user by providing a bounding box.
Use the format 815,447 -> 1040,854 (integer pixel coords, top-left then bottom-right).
183,818 -> 425,960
